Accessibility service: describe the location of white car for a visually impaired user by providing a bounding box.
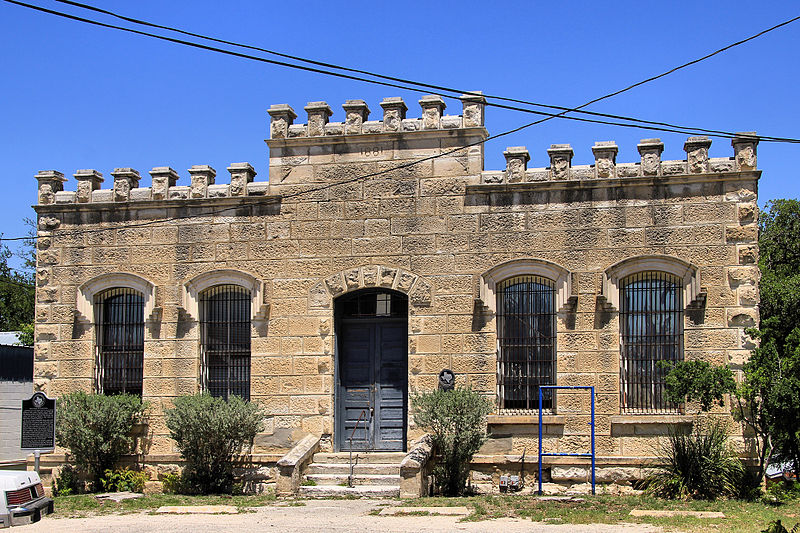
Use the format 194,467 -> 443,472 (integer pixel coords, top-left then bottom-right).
0,471 -> 53,528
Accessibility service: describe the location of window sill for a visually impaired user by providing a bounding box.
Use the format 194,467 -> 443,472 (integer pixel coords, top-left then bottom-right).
610,415 -> 694,425
487,414 -> 566,425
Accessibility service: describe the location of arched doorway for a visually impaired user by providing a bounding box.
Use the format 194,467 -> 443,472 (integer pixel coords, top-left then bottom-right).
335,288 -> 408,452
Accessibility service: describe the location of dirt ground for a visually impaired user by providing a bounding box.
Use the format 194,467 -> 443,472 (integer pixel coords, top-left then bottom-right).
18,499 -> 661,533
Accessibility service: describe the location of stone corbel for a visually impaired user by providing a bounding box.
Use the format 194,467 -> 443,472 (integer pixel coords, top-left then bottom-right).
601,255 -> 702,311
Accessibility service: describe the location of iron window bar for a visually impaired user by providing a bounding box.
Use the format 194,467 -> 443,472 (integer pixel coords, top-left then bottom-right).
200,284 -> 251,401
496,275 -> 556,411
619,271 -> 683,414
95,288 -> 144,396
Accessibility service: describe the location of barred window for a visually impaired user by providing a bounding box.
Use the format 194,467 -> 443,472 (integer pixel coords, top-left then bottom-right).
620,271 -> 683,413
200,284 -> 251,400
497,276 -> 556,411
96,288 -> 144,396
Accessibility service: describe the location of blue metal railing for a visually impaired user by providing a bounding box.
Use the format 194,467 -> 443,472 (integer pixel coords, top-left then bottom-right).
538,385 -> 595,495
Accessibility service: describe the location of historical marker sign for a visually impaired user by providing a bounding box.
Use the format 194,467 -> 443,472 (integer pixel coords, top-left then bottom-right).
21,392 -> 56,451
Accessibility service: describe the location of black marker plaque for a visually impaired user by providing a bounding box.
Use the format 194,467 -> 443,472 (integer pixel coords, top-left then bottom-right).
21,392 -> 56,450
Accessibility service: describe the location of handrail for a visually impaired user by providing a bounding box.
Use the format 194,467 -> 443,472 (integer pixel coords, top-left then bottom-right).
348,409 -> 369,488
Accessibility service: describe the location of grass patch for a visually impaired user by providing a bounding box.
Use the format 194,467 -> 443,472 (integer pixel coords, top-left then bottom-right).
404,494 -> 800,532
53,492 -> 276,518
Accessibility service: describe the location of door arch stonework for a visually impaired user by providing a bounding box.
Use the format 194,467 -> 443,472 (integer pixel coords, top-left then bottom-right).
308,264 -> 433,310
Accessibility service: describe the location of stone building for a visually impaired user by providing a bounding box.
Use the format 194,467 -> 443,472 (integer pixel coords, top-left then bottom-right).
32,93 -> 760,494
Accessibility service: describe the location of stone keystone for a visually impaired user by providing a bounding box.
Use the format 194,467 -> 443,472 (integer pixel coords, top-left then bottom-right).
460,92 -> 486,127
268,104 -> 298,139
188,165 -> 216,198
684,136 -> 712,174
35,170 -> 66,205
380,97 -> 408,132
732,131 -> 759,171
110,168 -> 141,202
592,141 -> 618,179
227,163 -> 256,196
503,146 -> 530,183
419,95 -> 446,129
637,138 -> 664,176
547,144 -> 574,180
342,100 -> 370,134
304,101 -> 333,137
149,167 -> 179,200
73,169 -> 103,203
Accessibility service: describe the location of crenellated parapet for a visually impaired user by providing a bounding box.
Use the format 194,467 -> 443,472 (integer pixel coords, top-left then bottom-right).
480,133 -> 759,185
35,163 -> 271,207
266,94 -> 488,187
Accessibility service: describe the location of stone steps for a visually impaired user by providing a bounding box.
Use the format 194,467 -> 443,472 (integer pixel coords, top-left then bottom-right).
305,473 -> 400,486
298,485 -> 400,498
311,452 -> 405,464
306,463 -> 401,475
300,451 -> 403,498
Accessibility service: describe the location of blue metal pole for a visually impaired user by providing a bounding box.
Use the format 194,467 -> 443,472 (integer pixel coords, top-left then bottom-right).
590,386 -> 596,495
538,386 -> 543,495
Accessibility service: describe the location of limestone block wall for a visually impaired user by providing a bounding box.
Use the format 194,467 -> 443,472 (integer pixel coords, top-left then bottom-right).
33,94 -> 760,472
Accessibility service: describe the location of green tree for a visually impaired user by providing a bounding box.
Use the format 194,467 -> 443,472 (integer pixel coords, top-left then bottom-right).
0,241 -> 34,331
745,199 -> 800,479
662,360 -> 736,413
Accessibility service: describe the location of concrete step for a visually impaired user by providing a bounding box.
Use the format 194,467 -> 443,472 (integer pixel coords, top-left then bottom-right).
305,473 -> 400,486
298,484 -> 400,498
311,452 -> 405,464
306,463 -> 401,475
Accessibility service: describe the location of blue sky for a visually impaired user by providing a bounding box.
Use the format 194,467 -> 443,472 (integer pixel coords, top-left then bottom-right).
1,0 -> 798,268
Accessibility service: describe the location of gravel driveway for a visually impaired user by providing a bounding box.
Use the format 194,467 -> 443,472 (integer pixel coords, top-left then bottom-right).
18,499 -> 662,533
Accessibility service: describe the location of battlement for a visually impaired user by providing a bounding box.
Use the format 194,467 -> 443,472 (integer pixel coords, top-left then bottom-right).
482,134 -> 760,185
267,93 -> 486,139
34,92 -> 760,207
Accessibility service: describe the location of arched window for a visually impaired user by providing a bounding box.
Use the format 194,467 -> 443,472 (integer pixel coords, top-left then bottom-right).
96,288 -> 144,395
200,284 -> 251,400
619,271 -> 683,413
496,275 -> 556,411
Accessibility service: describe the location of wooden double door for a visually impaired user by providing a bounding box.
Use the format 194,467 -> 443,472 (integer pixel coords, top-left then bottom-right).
335,290 -> 408,452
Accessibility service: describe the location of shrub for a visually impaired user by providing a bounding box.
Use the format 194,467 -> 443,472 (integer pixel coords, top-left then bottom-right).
164,393 -> 265,494
100,468 -> 149,493
160,472 -> 183,494
645,420 -> 744,500
55,392 -> 147,489
412,387 -> 492,496
53,464 -> 81,496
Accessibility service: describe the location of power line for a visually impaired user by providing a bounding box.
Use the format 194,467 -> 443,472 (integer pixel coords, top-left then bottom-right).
4,0 -> 800,143
49,0 -> 800,143
0,2 -> 787,242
